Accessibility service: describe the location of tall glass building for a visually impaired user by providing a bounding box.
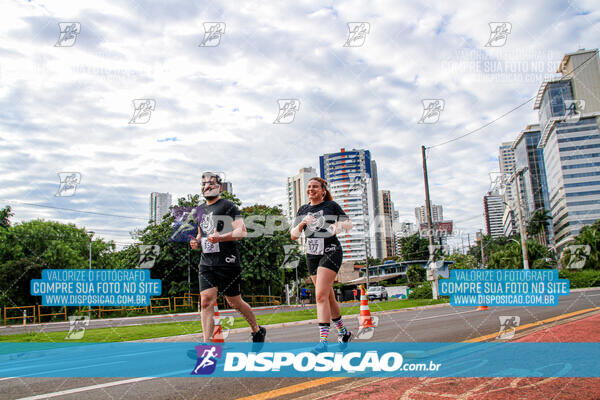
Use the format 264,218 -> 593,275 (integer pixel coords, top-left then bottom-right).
534,49 -> 600,250
319,148 -> 381,261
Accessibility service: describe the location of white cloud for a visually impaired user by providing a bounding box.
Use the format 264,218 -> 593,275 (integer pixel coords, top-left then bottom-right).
0,0 -> 597,251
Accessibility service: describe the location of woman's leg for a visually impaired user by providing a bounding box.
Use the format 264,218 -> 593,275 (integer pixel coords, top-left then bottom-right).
312,267 -> 338,343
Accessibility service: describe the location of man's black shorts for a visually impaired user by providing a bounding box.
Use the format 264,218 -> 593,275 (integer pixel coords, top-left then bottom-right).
306,245 -> 343,276
199,265 -> 242,297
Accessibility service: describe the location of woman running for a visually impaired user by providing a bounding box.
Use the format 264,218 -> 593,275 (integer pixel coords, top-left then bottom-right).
291,177 -> 353,350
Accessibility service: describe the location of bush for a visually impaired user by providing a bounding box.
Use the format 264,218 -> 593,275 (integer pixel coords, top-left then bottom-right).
407,282 -> 432,299
559,269 -> 600,289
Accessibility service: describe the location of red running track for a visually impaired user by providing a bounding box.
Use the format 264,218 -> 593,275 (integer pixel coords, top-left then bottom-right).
324,313 -> 600,400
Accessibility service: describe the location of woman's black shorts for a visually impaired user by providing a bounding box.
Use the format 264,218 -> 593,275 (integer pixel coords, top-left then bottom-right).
306,245 -> 343,276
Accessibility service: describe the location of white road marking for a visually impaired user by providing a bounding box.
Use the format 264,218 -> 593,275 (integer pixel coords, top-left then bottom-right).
15,377 -> 156,400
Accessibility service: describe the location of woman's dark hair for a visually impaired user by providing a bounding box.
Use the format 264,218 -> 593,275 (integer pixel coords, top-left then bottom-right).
309,177 -> 333,201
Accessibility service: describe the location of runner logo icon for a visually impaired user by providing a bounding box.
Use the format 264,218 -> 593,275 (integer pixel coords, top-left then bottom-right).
191,345 -> 223,375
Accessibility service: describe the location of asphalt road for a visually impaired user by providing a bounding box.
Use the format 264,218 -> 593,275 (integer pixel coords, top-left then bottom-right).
2,288 -> 599,400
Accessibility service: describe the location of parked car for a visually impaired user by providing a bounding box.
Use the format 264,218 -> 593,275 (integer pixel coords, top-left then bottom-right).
366,286 -> 388,301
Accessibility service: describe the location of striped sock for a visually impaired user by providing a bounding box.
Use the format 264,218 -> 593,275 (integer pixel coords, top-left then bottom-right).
332,316 -> 347,336
319,323 -> 330,343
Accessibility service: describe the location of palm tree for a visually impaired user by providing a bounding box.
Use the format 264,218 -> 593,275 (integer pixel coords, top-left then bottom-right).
527,209 -> 551,247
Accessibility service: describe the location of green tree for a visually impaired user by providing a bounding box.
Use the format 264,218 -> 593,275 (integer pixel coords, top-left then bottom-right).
0,220 -> 115,307
446,253 -> 477,269
406,265 -> 425,288
487,238 -> 553,269
398,234 -> 429,261
0,206 -> 13,229
561,219 -> 600,270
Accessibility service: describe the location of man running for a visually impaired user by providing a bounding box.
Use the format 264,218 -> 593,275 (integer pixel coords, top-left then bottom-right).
190,172 -> 266,343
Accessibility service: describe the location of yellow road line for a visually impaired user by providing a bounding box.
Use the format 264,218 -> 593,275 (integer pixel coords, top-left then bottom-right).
463,306 -> 600,343
237,306 -> 600,399
236,377 -> 346,400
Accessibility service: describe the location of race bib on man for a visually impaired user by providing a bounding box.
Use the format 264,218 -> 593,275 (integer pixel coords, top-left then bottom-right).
201,238 -> 220,253
306,238 -> 324,255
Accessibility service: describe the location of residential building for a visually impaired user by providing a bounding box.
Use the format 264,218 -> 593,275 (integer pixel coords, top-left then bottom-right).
149,192 -> 172,225
285,167 -> 317,222
483,190 -> 504,237
319,148 -> 381,261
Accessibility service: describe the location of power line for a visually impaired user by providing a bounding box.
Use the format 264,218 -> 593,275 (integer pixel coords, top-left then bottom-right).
1,199 -> 148,221
427,50 -> 599,149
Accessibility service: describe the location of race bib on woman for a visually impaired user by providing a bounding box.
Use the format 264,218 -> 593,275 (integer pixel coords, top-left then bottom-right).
201,238 -> 220,253
306,238 -> 324,255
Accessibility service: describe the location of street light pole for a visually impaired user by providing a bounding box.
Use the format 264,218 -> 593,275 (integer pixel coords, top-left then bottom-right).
421,146 -> 438,299
511,167 -> 530,269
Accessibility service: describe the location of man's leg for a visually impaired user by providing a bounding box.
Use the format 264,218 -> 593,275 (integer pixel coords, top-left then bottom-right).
200,287 -> 218,342
225,295 -> 259,333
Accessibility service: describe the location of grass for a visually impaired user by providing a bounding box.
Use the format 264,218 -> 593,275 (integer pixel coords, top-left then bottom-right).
0,298 -> 448,343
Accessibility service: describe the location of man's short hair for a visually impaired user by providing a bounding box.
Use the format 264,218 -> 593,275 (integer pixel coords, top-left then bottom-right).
202,172 -> 223,185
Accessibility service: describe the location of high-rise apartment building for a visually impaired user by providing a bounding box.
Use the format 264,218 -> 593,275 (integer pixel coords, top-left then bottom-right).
414,204 -> 443,224
149,192 -> 172,225
534,48 -> 600,250
221,181 -> 233,194
378,190 -> 395,258
499,142 -> 517,207
285,167 -> 317,222
483,190 -> 504,237
319,148 -> 381,261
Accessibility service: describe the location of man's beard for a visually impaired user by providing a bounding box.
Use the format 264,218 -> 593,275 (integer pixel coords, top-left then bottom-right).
203,188 -> 220,200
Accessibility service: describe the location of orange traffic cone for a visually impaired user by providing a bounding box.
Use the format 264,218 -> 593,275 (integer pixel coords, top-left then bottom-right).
359,285 -> 376,328
212,302 -> 225,343
477,304 -> 488,311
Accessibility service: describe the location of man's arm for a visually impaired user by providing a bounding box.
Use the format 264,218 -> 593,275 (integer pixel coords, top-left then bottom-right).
207,218 -> 247,243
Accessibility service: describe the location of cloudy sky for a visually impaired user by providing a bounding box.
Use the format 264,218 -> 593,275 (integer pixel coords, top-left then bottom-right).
1,0 -> 598,250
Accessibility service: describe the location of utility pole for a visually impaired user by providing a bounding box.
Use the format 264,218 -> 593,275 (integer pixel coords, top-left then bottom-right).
479,230 -> 485,267
187,246 -> 191,301
364,234 -> 370,289
421,146 -> 438,299
514,167 -> 530,269
87,231 -> 94,321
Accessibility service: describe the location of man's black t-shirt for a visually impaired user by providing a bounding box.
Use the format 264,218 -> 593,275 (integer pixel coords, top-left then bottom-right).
197,199 -> 242,267
294,200 -> 348,258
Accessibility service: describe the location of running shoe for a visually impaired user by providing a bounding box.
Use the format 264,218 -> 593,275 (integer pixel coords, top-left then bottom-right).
251,326 -> 267,342
338,331 -> 352,344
